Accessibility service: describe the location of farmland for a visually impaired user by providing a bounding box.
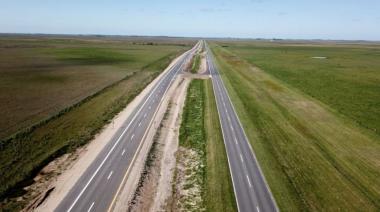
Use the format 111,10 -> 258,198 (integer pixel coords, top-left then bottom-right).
0,35 -> 190,140
210,41 -> 380,211
0,35 -> 191,207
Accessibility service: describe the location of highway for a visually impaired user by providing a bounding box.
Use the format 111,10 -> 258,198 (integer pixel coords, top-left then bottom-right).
205,42 -> 278,212
55,41 -> 201,212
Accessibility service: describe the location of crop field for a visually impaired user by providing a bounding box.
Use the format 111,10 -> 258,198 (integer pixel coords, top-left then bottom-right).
210,42 -> 380,211
0,35 -> 190,140
0,35 -> 192,207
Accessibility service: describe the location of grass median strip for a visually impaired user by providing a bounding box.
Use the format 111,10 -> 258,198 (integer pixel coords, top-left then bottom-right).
174,79 -> 236,211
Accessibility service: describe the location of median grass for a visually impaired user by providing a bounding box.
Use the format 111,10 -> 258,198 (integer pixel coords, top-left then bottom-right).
177,79 -> 236,211
204,80 -> 237,212
0,36 -> 191,209
190,54 -> 201,73
210,43 -> 380,211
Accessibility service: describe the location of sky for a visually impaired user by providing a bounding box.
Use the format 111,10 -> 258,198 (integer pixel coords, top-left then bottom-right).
1,0 -> 379,40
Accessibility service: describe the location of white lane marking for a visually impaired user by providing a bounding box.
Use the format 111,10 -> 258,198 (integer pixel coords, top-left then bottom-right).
227,116 -> 231,122
138,122 -> 141,127
144,113 -> 147,118
87,202 -> 95,212
121,149 -> 125,156
235,138 -> 238,145
247,175 -> 252,187
240,154 -> 244,162
257,206 -> 260,212
225,108 -> 228,113
131,134 -> 135,140
107,171 -> 113,180
149,106 -> 151,109
230,125 -> 234,132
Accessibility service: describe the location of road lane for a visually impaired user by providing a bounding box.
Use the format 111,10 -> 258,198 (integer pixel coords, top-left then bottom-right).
205,42 -> 278,212
56,41 -> 201,212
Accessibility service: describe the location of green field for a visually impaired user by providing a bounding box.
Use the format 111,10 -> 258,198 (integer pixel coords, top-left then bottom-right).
0,35 -> 192,208
0,35 -> 190,140
210,42 -> 380,211
177,79 -> 236,211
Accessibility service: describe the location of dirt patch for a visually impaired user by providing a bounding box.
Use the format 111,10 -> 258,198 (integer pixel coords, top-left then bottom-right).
127,76 -> 191,212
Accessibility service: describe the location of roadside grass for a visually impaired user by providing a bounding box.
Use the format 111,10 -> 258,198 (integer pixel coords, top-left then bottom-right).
210,43 -> 380,211
0,36 -> 189,139
220,42 -> 380,135
204,80 -> 237,212
0,47 -> 184,209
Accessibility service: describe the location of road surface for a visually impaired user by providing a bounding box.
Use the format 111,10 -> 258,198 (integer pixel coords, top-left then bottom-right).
205,42 -> 278,212
55,41 -> 201,212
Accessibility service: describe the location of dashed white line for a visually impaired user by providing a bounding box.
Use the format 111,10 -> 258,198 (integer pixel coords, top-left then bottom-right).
149,106 -> 151,109
107,171 -> 113,180
246,175 -> 252,187
235,138 -> 238,145
131,134 -> 135,140
144,113 -> 147,118
121,149 -> 125,156
240,154 -> 244,162
138,122 -> 141,127
87,202 -> 95,212
257,206 -> 260,212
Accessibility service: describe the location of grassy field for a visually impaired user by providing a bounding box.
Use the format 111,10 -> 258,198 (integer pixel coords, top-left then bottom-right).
204,80 -> 237,212
0,35 -> 190,140
0,35 -> 192,207
177,79 -> 236,211
210,42 -> 380,211
217,41 -> 380,135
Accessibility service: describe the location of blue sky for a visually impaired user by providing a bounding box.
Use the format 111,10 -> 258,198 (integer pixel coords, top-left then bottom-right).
1,0 -> 379,40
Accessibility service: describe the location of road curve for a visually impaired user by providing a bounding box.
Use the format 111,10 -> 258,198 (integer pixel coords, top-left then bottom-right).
205,42 -> 278,212
55,41 -> 201,212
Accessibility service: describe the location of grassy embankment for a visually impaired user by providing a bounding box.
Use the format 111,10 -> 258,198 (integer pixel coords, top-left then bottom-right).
0,37 -> 190,209
210,43 -> 380,211
177,79 -> 236,211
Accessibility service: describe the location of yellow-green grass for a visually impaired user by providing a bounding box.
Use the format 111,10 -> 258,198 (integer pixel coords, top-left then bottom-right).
210,43 -> 380,211
204,79 -> 237,212
217,41 -> 380,135
0,36 -> 191,140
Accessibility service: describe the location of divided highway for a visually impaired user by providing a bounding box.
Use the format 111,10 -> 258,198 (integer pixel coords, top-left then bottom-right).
206,43 -> 278,212
56,41 -> 201,212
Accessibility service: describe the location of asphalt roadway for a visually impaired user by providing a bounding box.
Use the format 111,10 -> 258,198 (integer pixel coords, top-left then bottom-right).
206,42 -> 278,212
55,41 -> 201,212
